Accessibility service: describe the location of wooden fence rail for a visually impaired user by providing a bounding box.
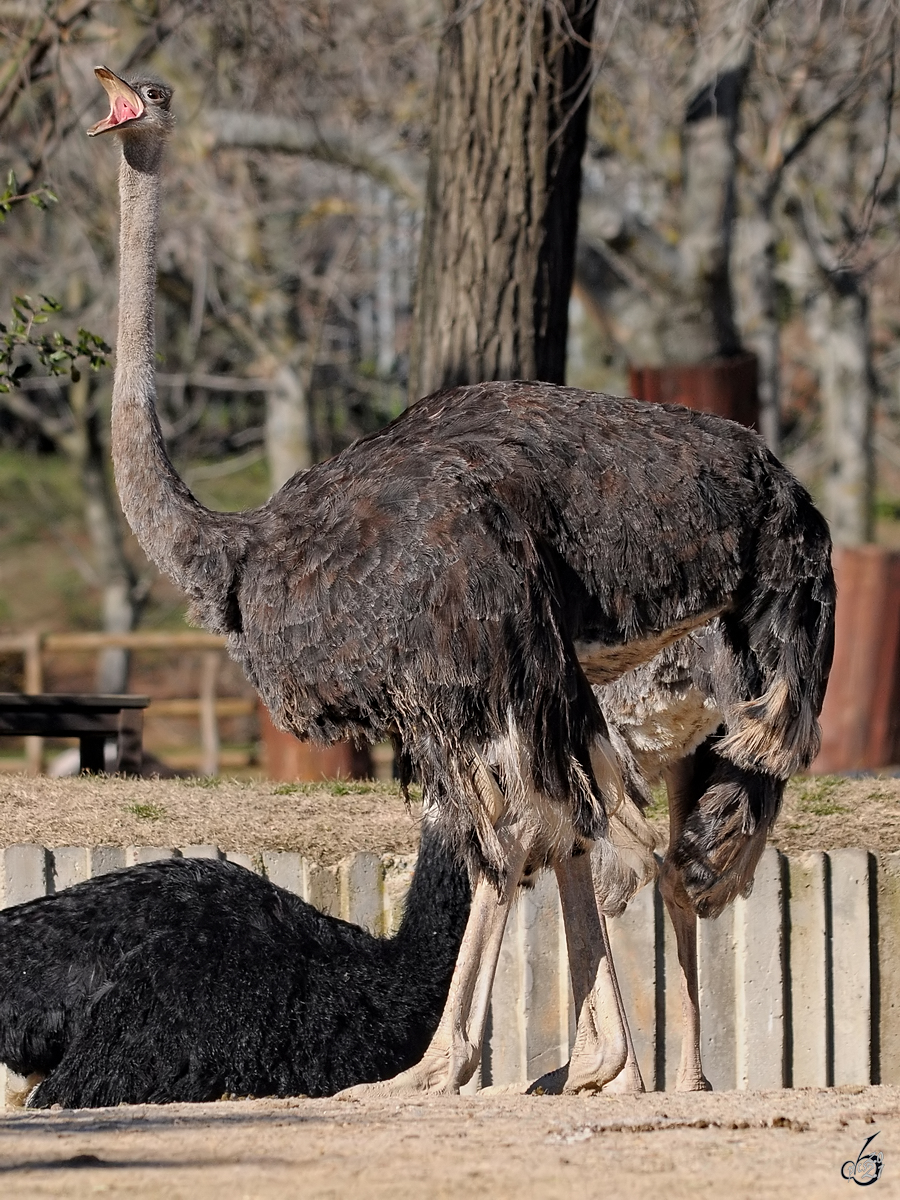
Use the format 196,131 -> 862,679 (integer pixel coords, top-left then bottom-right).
1,842 -> 897,1106
0,632 -> 254,775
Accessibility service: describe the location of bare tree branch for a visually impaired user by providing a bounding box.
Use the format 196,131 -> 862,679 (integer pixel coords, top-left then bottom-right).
12,0 -> 205,190
0,389 -> 72,443
0,0 -> 94,129
206,111 -> 424,206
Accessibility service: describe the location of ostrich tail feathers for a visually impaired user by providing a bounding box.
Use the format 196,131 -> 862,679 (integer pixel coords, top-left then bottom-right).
668,750 -> 784,919
589,735 -> 659,917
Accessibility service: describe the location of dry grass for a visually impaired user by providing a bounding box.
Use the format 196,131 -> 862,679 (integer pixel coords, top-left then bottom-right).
774,774 -> 900,857
1,771 -> 899,859
0,775 -> 421,864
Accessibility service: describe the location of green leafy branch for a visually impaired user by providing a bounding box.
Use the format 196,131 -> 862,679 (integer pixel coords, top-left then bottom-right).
0,170 -> 57,222
0,294 -> 110,393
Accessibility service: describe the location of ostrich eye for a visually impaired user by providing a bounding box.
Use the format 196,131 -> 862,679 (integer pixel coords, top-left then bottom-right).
146,89 -> 163,101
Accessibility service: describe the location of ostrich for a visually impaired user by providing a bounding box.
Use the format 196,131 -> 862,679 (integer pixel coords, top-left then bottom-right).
598,637 -> 791,1093
0,831 -> 470,1108
87,68 -> 834,1097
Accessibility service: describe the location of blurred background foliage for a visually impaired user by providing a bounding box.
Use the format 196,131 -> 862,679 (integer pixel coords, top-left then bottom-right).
3,0 -> 900,652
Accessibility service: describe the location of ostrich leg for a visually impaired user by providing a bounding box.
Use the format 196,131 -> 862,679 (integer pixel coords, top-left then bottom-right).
540,852 -> 631,1094
530,851 -> 635,1094
338,811 -> 533,1097
659,754 -> 712,1092
595,910 -> 645,1094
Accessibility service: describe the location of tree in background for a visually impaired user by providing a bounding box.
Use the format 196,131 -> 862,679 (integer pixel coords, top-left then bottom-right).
0,0 -> 432,673
4,0 -> 900,664
575,0 -> 900,543
410,0 -> 598,397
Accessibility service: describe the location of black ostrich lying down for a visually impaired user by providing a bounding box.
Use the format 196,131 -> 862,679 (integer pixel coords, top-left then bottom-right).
0,832 -> 470,1108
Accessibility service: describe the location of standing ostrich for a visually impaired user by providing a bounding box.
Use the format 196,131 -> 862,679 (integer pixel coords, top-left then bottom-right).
87,68 -> 834,1097
598,635 -> 792,1093
0,831 -> 470,1108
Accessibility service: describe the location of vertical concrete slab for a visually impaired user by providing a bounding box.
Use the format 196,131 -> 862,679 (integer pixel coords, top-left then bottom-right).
304,859 -> 339,916
661,886 -> 684,1091
788,852 -> 830,1087
50,847 -> 91,893
877,852 -> 900,1084
607,883 -> 658,1090
735,847 -> 786,1090
1,844 -> 49,908
698,901 -> 737,1092
381,853 -> 416,935
90,846 -> 126,877
223,850 -> 255,871
830,848 -> 872,1085
128,846 -> 180,866
459,1063 -> 482,1096
261,850 -> 303,894
520,870 -> 568,1080
182,845 -> 224,861
488,896 -> 526,1085
339,852 -> 383,934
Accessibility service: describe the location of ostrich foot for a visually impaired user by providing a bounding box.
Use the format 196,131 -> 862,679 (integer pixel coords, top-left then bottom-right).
675,1069 -> 713,1092
526,1046 -> 643,1097
563,1045 -> 628,1094
602,1053 -> 645,1094
336,1037 -> 477,1099
562,990 -> 628,1095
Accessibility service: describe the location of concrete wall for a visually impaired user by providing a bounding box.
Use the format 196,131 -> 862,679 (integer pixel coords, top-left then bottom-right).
1,843 -> 895,1106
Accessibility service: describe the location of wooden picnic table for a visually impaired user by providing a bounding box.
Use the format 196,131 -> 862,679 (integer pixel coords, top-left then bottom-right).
0,693 -> 150,774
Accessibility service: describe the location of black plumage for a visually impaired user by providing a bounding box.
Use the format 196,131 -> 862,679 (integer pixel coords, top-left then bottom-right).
88,69 -> 836,1095
93,69 -> 835,886
0,833 -> 469,1108
220,383 -> 834,876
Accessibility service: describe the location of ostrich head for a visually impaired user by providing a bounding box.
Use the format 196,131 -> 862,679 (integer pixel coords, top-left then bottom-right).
87,66 -> 174,144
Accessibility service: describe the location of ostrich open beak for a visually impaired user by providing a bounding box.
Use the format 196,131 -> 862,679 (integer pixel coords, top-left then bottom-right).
87,66 -> 144,136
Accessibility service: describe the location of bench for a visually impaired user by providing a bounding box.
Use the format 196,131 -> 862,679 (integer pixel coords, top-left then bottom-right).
0,693 -> 150,774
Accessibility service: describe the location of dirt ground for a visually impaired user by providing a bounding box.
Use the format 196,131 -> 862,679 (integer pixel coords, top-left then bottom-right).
1,770 -> 899,859
3,773 -> 900,1198
2,1086 -> 898,1199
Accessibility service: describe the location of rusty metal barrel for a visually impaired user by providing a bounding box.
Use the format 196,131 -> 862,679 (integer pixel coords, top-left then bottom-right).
258,702 -> 372,781
628,354 -> 900,774
812,546 -> 900,774
628,351 -> 760,429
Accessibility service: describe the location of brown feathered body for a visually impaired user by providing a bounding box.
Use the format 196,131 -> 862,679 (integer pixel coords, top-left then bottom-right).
125,377 -> 833,882
98,76 -> 835,892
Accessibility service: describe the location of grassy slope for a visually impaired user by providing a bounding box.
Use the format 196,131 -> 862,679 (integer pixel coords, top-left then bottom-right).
0,773 -> 898,859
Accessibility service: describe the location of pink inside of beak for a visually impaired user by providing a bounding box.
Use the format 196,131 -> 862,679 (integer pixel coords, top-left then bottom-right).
110,94 -> 141,126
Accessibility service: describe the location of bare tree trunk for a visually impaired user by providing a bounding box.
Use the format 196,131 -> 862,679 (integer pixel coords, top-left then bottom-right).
410,0 -> 599,399
69,376 -> 144,693
664,1 -> 767,364
734,210 -> 781,451
572,1 -> 769,394
265,364 -> 312,492
356,174 -> 377,365
806,275 -> 875,545
376,186 -> 396,377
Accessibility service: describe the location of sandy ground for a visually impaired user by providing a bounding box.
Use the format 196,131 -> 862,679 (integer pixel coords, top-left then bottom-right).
1,771 -> 899,859
1,1087 -> 898,1199
3,775 -> 900,1197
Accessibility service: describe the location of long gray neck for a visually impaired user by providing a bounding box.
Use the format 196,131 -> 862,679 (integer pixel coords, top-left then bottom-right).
111,136 -> 242,605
